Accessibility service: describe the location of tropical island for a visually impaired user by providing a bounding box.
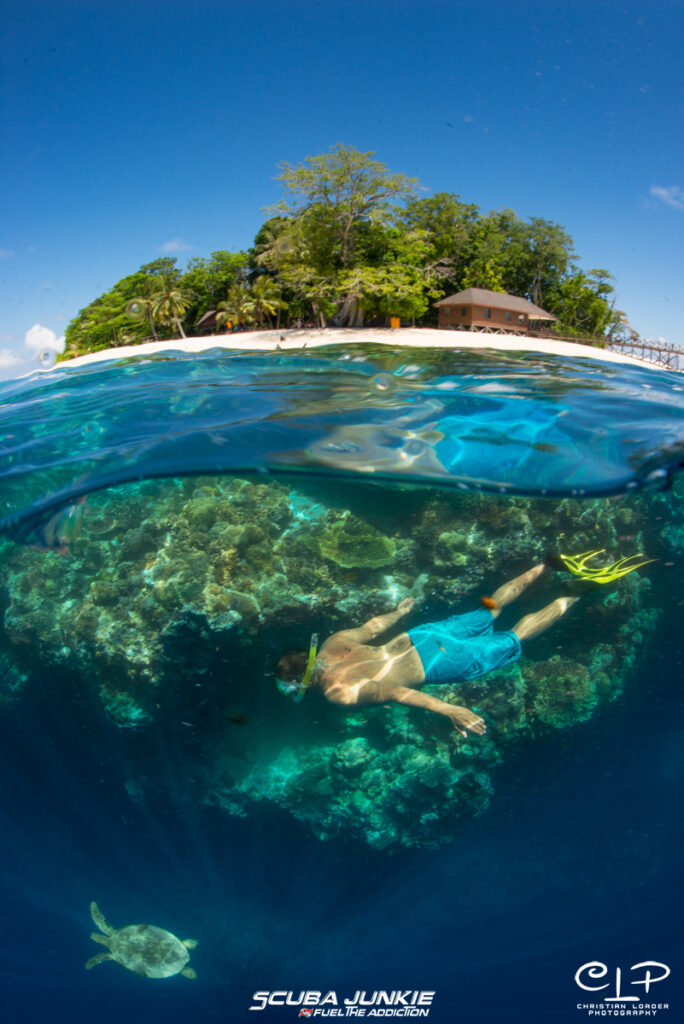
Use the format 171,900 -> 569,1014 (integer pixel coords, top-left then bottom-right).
61,145 -> 639,359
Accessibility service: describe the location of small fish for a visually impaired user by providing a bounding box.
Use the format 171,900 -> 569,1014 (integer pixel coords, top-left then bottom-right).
223,710 -> 250,726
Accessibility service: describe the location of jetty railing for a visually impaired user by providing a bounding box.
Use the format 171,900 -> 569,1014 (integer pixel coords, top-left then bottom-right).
448,325 -> 682,370
605,338 -> 683,370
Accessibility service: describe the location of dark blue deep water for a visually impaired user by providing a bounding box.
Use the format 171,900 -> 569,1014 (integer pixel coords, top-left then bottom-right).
0,345 -> 682,1024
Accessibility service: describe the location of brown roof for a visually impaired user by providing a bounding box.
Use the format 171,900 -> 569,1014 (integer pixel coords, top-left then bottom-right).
435,288 -> 556,320
197,309 -> 217,325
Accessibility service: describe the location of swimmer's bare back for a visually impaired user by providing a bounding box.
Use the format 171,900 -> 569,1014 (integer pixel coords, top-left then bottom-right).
314,600 -> 486,738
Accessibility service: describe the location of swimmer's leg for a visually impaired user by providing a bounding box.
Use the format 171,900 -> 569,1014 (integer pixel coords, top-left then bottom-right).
487,563 -> 546,620
512,596 -> 579,642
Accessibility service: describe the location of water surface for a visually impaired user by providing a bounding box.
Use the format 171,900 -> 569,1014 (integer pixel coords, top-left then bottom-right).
1,345 -> 682,1023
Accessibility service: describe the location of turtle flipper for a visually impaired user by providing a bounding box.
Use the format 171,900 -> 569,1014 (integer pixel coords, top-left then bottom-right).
90,932 -> 109,946
90,901 -> 114,935
181,967 -> 197,979
85,952 -> 114,970
182,939 -> 198,949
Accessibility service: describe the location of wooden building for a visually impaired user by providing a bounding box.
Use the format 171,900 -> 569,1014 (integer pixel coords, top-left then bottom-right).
196,309 -> 220,334
435,288 -> 556,333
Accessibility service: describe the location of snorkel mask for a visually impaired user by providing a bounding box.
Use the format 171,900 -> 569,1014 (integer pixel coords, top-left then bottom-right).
276,633 -> 318,703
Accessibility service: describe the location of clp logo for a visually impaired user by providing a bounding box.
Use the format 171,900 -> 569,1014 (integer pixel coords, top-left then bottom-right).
575,961 -> 670,1001
298,1011 -> 313,1018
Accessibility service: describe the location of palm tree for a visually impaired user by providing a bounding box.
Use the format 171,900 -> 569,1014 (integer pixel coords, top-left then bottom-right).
216,285 -> 256,331
111,326 -> 138,347
250,275 -> 286,328
281,265 -> 334,327
124,296 -> 159,339
150,276 -> 193,338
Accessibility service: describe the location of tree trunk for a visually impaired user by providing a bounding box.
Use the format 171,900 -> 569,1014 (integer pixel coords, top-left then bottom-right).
174,316 -> 186,339
333,291 -> 361,327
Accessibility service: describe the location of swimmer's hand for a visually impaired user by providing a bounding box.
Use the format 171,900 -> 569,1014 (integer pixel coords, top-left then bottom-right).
397,597 -> 415,615
448,705 -> 486,738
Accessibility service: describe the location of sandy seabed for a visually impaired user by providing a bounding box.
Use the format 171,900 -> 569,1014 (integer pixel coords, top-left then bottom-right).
58,327 -> 652,369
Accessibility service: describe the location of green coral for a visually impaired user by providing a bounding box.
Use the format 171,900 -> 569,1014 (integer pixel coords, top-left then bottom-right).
0,650 -> 28,705
99,686 -> 153,728
205,708 -> 499,850
527,656 -> 598,729
317,512 -> 396,569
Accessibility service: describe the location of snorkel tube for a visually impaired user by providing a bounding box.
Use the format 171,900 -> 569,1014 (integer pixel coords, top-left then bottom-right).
276,633 -> 319,703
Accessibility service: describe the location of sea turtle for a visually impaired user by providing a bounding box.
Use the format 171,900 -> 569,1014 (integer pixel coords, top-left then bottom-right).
85,901 -> 197,979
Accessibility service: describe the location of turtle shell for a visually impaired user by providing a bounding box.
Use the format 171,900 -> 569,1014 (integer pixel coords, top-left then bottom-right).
109,924 -> 190,978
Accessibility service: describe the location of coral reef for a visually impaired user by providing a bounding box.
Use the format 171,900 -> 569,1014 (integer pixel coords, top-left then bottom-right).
316,512 -> 397,569
526,657 -> 598,729
0,649 -> 28,706
0,474 -> 670,848
204,705 -> 501,850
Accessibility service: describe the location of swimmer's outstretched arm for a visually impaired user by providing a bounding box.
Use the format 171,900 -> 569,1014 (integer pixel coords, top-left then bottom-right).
336,598 -> 415,644
351,681 -> 486,738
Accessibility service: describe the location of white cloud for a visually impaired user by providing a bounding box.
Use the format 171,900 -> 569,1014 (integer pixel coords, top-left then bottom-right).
24,323 -> 66,354
159,238 -> 192,252
0,349 -> 21,368
650,185 -> 684,210
0,248 -> 15,259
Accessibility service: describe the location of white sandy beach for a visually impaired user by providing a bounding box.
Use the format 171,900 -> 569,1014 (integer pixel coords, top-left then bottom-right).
58,327 -> 656,370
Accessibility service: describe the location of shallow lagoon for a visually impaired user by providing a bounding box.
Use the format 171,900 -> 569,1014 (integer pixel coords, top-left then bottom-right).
0,343 -> 683,1023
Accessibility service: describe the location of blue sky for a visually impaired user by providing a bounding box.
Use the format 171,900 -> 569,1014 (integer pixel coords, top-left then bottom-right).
1,0 -> 683,371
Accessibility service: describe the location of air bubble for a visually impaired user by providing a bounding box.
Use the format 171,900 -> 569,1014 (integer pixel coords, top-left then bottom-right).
37,347 -> 56,369
125,300 -> 145,319
371,372 -> 396,394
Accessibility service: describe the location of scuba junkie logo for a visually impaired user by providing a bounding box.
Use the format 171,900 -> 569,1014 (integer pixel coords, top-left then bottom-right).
249,991 -> 435,1016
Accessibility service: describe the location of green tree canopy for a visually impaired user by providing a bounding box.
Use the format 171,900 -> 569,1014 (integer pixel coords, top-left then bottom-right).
63,258 -> 180,356
182,250 -> 249,328
545,269 -> 619,338
268,143 -> 420,270
216,285 -> 256,331
62,145 -> 634,353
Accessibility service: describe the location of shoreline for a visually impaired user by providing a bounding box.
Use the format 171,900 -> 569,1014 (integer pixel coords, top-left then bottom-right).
56,327 -> 656,370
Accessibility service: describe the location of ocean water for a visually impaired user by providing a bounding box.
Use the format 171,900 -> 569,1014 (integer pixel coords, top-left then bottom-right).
0,344 -> 682,1024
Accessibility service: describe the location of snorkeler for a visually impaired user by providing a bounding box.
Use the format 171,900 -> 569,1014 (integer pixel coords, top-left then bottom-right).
275,563 -> 580,737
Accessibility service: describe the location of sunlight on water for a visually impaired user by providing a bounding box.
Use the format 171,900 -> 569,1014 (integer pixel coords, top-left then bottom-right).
1,346 -> 684,545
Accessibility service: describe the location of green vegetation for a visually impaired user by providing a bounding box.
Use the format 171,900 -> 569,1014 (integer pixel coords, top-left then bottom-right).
63,144 -> 638,357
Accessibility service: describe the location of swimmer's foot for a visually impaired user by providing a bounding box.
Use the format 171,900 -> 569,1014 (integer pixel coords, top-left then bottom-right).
448,705 -> 486,738
544,549 -> 566,572
545,552 -> 602,594
556,595 -> 581,613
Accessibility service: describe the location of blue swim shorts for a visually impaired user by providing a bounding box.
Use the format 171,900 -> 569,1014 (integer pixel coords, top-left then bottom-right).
407,607 -> 521,684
